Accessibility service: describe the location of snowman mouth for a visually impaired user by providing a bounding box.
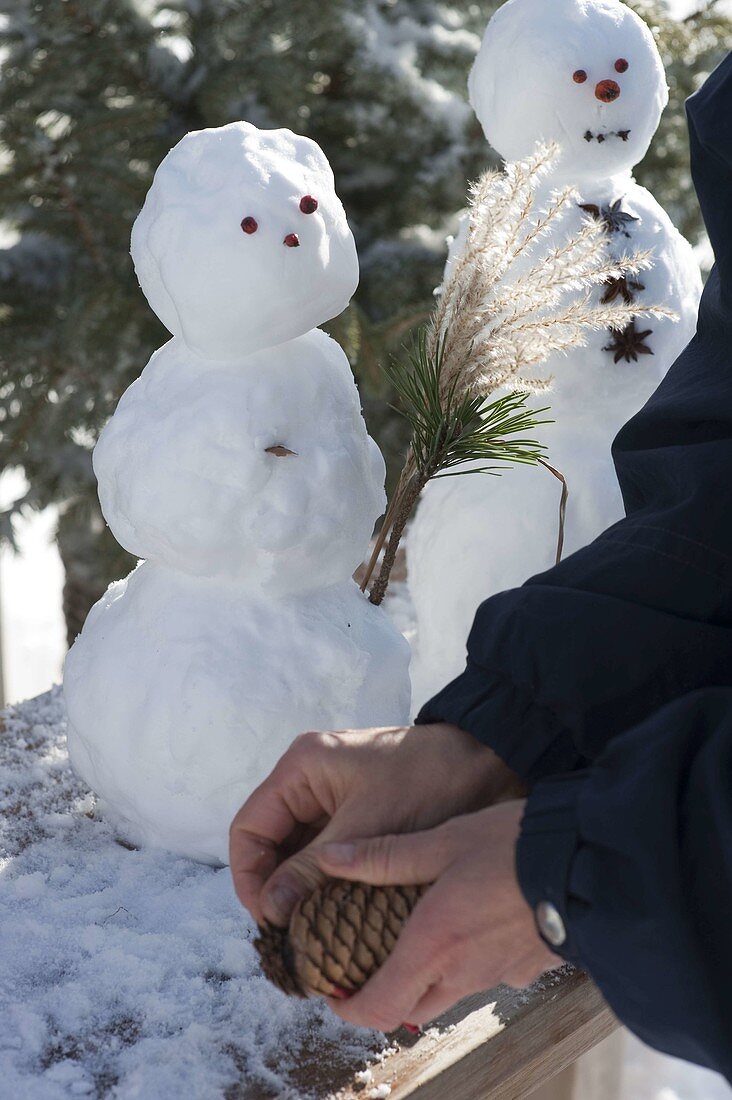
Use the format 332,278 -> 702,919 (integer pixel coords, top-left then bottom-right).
584,129 -> 631,144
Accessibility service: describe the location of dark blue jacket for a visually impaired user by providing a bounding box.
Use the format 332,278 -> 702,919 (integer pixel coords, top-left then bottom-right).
418,53 -> 732,1078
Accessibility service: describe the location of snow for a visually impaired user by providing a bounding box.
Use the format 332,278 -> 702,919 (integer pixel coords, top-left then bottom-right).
406,0 -> 702,711
0,688 -> 385,1098
668,0 -> 732,16
64,122 -> 411,865
345,5 -> 476,141
130,122 -> 358,360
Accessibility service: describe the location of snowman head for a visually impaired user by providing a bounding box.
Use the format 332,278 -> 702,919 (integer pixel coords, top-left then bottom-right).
131,122 -> 359,359
468,0 -> 668,183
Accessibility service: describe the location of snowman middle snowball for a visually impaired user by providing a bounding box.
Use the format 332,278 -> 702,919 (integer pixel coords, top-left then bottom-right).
64,123 -> 411,865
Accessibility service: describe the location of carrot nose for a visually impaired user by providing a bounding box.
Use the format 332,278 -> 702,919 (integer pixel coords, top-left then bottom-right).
595,79 -> 621,103
284,233 -> 300,248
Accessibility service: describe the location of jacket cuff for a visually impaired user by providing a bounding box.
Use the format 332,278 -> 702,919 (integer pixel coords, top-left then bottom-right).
516,772 -> 588,963
416,659 -> 586,782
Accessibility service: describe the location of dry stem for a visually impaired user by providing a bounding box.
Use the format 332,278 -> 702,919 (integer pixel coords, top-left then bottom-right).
368,469 -> 428,606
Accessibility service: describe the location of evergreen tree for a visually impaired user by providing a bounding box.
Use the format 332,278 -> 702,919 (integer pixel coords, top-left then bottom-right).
0,0 -> 728,641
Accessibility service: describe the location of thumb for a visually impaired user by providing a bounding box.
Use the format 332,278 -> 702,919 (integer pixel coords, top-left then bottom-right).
260,846 -> 329,927
316,824 -> 455,886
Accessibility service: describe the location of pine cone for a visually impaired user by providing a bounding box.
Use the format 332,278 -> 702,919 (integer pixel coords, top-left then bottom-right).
254,879 -> 428,998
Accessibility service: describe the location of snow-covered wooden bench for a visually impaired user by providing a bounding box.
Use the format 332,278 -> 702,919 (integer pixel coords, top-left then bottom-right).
1,690 -> 616,1097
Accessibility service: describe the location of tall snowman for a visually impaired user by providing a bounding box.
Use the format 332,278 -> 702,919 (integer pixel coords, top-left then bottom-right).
64,123 -> 411,865
407,0 -> 702,711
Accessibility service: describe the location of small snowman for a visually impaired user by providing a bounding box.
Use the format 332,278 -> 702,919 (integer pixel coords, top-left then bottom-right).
63,122 -> 411,864
407,0 -> 702,711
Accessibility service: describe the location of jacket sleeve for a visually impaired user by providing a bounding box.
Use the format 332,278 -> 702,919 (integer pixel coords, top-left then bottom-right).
516,687 -> 732,1079
417,54 -> 732,783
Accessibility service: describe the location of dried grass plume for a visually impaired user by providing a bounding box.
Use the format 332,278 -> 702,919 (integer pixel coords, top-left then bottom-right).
362,142 -> 675,604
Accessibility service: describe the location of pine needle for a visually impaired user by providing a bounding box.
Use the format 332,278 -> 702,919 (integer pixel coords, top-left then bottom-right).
384,332 -> 550,480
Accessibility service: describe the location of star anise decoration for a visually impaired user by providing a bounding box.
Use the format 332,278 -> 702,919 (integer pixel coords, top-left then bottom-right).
603,321 -> 654,363
579,197 -> 639,238
601,274 -> 645,305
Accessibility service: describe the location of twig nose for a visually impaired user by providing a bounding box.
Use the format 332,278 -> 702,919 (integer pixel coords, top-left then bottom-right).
284,233 -> 300,248
595,79 -> 621,103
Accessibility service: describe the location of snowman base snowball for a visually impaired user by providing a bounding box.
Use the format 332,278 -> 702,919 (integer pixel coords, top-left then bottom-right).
65,564 -> 409,864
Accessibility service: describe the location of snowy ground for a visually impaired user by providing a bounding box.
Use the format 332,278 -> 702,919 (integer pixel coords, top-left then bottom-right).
0,688 -> 385,1098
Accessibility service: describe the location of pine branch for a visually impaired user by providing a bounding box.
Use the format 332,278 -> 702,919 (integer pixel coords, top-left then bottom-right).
365,336 -> 550,604
384,333 -> 550,480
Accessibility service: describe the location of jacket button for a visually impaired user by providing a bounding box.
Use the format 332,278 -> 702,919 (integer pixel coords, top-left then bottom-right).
536,901 -> 567,947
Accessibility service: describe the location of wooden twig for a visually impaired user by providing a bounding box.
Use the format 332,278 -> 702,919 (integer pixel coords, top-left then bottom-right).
265,445 -> 297,457
368,471 -> 427,606
359,494 -> 399,594
360,458 -> 416,594
538,458 -> 568,566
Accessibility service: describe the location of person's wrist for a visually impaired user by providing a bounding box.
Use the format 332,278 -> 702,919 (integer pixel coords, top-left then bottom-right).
479,744 -> 527,803
435,723 -> 526,806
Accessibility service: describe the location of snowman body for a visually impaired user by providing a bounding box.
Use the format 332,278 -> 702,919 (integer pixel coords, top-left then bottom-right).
89,330 -> 386,594
407,0 -> 702,711
64,123 -> 410,864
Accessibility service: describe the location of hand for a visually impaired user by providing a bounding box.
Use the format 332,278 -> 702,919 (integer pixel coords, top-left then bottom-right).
229,724 -> 520,927
312,800 -> 560,1032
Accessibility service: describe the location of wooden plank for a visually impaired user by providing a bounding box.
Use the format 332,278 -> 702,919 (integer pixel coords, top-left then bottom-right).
331,967 -> 617,1100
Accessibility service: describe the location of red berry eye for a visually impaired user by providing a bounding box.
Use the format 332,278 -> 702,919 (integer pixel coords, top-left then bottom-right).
241,216 -> 258,234
299,195 -> 318,214
573,69 -> 588,84
615,58 -> 629,73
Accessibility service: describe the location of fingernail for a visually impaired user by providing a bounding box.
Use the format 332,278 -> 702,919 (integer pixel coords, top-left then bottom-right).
320,842 -> 357,865
402,1023 -> 421,1035
263,877 -> 304,924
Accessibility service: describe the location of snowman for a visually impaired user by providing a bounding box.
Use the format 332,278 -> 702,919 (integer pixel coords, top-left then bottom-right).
407,0 -> 702,711
63,122 -> 411,865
